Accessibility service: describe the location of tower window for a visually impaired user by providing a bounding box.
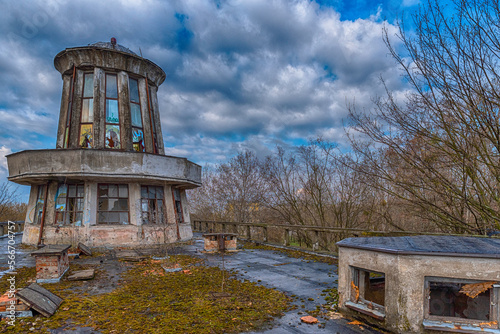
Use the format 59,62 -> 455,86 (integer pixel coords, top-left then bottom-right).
79,73 -> 94,148
130,78 -> 145,152
105,74 -> 121,149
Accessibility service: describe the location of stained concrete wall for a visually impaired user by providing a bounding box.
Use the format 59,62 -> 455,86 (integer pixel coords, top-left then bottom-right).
338,247 -> 500,333
7,149 -> 201,187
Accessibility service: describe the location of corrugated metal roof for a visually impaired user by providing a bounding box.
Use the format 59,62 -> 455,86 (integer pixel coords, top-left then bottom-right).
336,235 -> 500,258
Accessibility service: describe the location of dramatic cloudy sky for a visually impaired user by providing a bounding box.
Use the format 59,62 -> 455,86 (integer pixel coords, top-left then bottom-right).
0,0 -> 419,197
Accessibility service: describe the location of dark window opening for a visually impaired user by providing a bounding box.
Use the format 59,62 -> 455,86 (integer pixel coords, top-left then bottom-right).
141,185 -> 164,224
33,185 -> 46,225
54,184 -> 84,225
428,280 -> 494,321
352,268 -> 385,308
173,188 -> 184,224
97,184 -> 129,224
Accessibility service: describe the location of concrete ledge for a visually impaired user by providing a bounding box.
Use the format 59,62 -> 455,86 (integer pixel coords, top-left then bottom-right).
7,149 -> 201,188
423,320 -> 500,333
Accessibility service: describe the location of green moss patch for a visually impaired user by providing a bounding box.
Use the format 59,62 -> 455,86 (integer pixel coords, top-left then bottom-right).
1,255 -> 289,333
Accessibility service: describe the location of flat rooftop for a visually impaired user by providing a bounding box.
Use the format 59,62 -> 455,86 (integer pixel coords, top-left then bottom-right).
337,235 -> 500,258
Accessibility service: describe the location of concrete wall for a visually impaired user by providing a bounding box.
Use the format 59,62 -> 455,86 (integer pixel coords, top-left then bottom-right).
338,247 -> 500,333
7,149 -> 201,187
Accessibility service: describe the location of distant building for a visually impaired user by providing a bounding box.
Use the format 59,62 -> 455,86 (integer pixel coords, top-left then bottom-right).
337,235 -> 500,334
7,39 -> 201,247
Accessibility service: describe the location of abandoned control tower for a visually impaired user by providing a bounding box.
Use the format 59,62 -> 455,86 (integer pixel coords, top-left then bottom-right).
6,38 -> 201,247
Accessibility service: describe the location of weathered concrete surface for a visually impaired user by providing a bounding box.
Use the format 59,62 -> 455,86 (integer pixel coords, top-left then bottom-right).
0,234 -> 382,333
185,236 -> 381,334
54,46 -> 166,87
6,149 -> 201,187
338,244 -> 500,334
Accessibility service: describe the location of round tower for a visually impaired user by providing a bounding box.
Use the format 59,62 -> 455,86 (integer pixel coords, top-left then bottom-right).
7,39 -> 201,247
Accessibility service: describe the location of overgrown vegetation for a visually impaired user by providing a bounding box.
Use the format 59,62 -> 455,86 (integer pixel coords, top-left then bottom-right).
0,255 -> 290,333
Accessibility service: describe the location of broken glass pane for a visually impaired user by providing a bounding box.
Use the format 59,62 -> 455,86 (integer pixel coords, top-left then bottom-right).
105,125 -> 121,149
98,185 -> 108,198
429,281 -> 491,320
106,74 -> 117,98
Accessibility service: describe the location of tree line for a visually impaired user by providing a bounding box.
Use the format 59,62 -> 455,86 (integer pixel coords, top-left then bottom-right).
190,0 -> 500,236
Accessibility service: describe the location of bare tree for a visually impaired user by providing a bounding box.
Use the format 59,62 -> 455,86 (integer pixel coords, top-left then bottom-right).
0,182 -> 23,222
347,0 -> 500,234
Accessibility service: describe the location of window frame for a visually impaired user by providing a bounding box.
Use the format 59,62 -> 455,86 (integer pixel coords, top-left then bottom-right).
97,184 -> 130,225
140,185 -> 165,224
424,276 -> 500,329
104,73 -> 121,149
129,77 -> 145,152
54,183 -> 85,226
346,266 -> 386,320
79,72 -> 94,148
173,188 -> 184,224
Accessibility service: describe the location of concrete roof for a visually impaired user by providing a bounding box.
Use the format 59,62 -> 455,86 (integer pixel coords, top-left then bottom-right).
89,41 -> 137,55
337,235 -> 500,258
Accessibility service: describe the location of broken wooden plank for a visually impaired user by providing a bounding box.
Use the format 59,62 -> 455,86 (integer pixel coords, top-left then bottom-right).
16,283 -> 63,317
115,250 -> 147,262
77,242 -> 92,256
67,269 -> 95,281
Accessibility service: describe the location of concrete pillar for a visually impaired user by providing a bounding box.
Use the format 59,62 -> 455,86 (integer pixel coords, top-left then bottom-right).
44,181 -> 58,226
149,86 -> 165,154
56,75 -> 71,148
93,68 -> 105,149
128,183 -> 141,226
138,78 -> 153,154
83,182 -> 97,226
69,69 -> 84,148
164,185 -> 176,225
118,71 -> 133,151
180,189 -> 191,225
284,229 -> 290,246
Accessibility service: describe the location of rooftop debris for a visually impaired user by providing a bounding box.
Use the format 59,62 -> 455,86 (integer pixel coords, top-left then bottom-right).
351,281 -> 360,302
77,243 -> 92,256
16,283 -> 63,317
115,249 -> 147,262
67,269 -> 95,281
300,315 -> 318,324
459,281 -> 496,298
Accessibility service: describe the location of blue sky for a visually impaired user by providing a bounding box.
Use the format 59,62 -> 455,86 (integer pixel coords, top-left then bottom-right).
0,0 -> 419,199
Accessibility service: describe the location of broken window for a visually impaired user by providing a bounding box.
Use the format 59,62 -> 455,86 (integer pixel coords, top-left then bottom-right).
348,267 -> 386,319
79,72 -> 94,148
173,188 -> 184,224
129,78 -> 145,152
426,277 -> 499,323
97,184 -> 129,224
33,185 -> 46,225
141,185 -> 165,224
54,184 -> 84,225
105,74 -> 121,149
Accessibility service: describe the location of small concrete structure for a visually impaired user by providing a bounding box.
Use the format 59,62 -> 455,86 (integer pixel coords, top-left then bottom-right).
337,235 -> 500,334
31,245 -> 71,283
7,39 -> 201,247
203,233 -> 238,252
